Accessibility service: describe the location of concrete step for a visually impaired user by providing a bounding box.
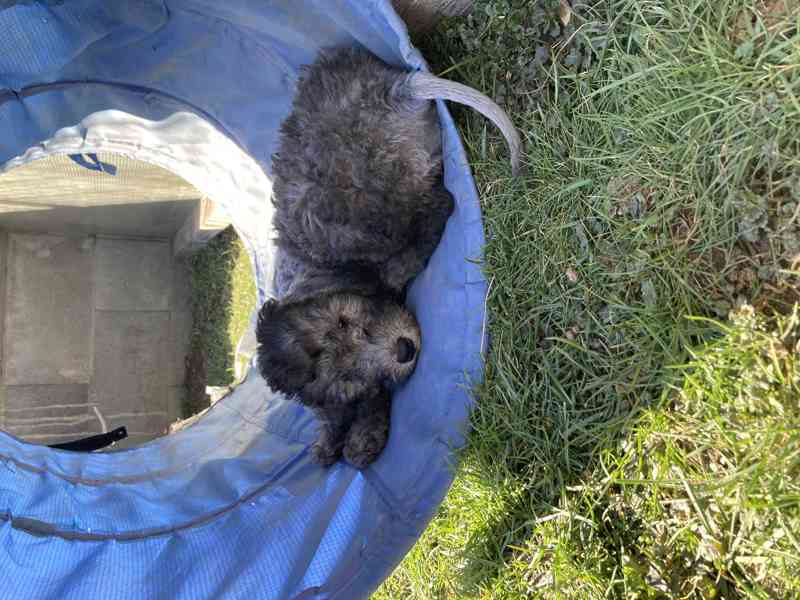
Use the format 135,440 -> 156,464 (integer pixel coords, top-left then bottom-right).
4,234 -> 93,386
1,232 -> 194,446
91,310 -> 171,442
1,384 -> 99,443
170,257 -> 193,387
94,238 -> 172,312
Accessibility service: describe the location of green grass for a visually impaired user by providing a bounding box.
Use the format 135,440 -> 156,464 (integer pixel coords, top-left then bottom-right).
187,226 -> 256,413
379,308 -> 800,599
374,0 -> 800,597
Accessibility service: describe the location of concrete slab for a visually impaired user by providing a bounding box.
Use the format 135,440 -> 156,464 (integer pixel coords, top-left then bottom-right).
0,201 -> 198,240
172,256 -> 194,312
1,384 -> 99,443
91,310 -> 170,438
170,310 -> 193,387
4,234 -> 93,385
1,230 -> 197,447
94,239 -> 172,311
169,258 -> 193,386
168,384 -> 187,423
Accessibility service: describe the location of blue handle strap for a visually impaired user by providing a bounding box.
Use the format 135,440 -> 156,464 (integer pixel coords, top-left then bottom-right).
68,153 -> 118,175
48,426 -> 128,452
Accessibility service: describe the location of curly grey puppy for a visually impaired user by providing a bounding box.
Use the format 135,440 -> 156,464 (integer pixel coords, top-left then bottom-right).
258,46 -> 520,468
271,45 -> 521,293
256,289 -> 420,468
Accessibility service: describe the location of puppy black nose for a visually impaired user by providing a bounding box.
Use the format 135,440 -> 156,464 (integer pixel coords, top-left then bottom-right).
396,337 -> 416,364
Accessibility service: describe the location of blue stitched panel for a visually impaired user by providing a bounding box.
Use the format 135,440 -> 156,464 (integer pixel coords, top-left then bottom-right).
0,1 -> 487,598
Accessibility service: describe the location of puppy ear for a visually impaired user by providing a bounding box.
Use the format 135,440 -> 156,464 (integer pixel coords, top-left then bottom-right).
256,299 -> 315,397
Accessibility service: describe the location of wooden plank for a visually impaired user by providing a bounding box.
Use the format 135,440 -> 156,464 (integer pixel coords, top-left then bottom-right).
173,197 -> 231,257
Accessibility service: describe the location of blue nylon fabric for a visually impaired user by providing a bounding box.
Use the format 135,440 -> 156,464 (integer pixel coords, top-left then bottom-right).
0,1 -> 487,598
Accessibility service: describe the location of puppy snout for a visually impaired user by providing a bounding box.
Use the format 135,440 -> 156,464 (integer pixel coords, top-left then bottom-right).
396,337 -> 416,364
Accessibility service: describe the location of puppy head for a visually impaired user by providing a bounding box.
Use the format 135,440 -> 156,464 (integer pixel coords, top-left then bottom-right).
256,292 -> 421,405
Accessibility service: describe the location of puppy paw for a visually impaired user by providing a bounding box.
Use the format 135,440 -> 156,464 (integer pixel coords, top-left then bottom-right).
380,269 -> 412,296
343,425 -> 389,469
382,251 -> 425,294
310,440 -> 342,467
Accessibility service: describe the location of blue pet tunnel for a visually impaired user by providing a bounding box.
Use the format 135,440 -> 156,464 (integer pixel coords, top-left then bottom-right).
0,2 -> 487,598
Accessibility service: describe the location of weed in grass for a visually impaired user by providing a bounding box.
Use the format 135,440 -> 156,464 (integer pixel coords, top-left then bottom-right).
589,305 -> 800,598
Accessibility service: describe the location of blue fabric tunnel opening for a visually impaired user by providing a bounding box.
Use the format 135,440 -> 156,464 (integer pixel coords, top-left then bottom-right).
0,1 -> 487,599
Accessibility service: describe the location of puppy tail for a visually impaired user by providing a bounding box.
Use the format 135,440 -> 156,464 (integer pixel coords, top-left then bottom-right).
403,72 -> 523,177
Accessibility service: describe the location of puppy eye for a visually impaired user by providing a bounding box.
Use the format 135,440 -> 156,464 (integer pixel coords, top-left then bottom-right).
338,317 -> 347,329
362,328 -> 370,337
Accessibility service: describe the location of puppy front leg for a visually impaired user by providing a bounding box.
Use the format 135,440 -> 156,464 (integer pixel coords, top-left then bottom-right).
311,404 -> 356,467
343,389 -> 392,469
381,184 -> 455,292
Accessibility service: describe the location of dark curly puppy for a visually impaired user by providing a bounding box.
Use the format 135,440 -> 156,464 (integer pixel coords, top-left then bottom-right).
271,45 -> 521,293
258,46 -> 520,468
257,289 -> 420,468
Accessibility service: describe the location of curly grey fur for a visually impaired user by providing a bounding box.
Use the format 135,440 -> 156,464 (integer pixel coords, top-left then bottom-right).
271,46 -> 520,293
272,46 -> 457,294
256,292 -> 420,468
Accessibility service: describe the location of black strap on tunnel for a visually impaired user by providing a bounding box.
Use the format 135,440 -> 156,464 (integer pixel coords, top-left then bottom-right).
48,426 -> 128,452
